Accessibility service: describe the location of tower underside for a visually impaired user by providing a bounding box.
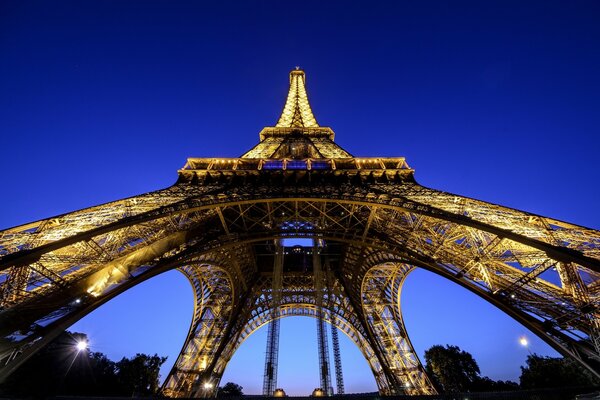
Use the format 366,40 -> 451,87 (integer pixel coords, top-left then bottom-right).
1,69 -> 599,397
1,171 -> 599,396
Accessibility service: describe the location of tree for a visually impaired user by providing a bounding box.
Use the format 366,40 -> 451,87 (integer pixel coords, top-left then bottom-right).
116,353 -> 167,396
218,381 -> 244,396
519,354 -> 598,389
424,344 -> 481,393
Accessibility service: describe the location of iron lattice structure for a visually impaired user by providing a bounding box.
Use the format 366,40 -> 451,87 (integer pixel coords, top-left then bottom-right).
1,69 -> 600,397
262,243 -> 283,396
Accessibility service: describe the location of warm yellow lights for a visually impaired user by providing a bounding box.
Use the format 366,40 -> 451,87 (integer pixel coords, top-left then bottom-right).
273,388 -> 286,397
203,381 -> 214,390
276,69 -> 319,128
200,355 -> 208,369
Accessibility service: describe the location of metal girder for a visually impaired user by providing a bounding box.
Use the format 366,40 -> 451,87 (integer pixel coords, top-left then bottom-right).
326,259 -> 345,395
262,242 -> 283,396
313,245 -> 333,395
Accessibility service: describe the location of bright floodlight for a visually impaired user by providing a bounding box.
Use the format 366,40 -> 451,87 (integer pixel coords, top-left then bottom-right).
519,337 -> 528,347
203,382 -> 213,389
76,340 -> 88,351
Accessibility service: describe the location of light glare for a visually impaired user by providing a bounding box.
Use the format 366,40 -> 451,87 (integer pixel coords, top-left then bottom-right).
76,340 -> 88,351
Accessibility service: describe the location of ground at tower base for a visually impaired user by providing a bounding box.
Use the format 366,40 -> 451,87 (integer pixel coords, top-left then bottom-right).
40,389 -> 598,400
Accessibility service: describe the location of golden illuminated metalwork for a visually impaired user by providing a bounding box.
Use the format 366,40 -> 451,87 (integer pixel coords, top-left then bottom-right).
1,69 -> 600,398
276,69 -> 319,128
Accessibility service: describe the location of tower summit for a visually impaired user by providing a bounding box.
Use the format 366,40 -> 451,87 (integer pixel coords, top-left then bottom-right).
243,69 -> 351,160
276,69 -> 319,128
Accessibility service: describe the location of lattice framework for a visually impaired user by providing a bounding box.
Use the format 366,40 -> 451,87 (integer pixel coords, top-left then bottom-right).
0,69 -> 599,397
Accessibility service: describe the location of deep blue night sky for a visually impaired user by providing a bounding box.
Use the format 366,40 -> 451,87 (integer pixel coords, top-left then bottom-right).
1,1 -> 600,395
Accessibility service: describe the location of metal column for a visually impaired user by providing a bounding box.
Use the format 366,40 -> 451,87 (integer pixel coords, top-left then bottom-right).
263,242 -> 284,396
313,243 -> 332,395
326,260 -> 345,395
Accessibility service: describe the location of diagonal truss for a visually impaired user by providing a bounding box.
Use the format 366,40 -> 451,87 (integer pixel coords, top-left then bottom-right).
0,69 -> 599,397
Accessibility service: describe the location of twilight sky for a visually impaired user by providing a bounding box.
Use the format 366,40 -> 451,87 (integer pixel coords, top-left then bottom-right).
1,0 -> 600,395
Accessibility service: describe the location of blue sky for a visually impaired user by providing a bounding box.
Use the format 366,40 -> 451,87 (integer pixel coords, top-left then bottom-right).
1,0 -> 600,395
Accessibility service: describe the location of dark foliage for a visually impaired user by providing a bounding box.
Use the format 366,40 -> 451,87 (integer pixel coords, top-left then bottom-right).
218,381 -> 244,396
470,376 -> 520,392
116,353 -> 167,396
519,354 -> 598,389
424,344 -> 519,393
424,344 -> 481,392
0,331 -> 167,397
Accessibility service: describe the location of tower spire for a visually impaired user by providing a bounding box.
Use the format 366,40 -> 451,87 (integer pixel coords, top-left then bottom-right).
276,69 -> 319,128
245,69 -> 344,157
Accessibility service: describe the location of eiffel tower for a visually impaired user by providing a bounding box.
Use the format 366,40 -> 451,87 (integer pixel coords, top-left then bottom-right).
1,69 -> 600,397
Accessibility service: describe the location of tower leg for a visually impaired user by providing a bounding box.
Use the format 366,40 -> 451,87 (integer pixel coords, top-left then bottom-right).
161,266 -> 235,398
361,263 -> 436,395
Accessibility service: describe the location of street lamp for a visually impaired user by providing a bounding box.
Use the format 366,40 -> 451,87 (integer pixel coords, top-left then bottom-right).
202,381 -> 214,397
519,336 -> 528,347
76,340 -> 88,352
519,336 -> 532,355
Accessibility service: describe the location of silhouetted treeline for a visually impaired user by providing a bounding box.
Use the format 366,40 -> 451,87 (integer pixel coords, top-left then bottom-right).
2,334 -> 597,397
424,344 -> 598,394
0,331 -> 166,397
520,353 -> 598,389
